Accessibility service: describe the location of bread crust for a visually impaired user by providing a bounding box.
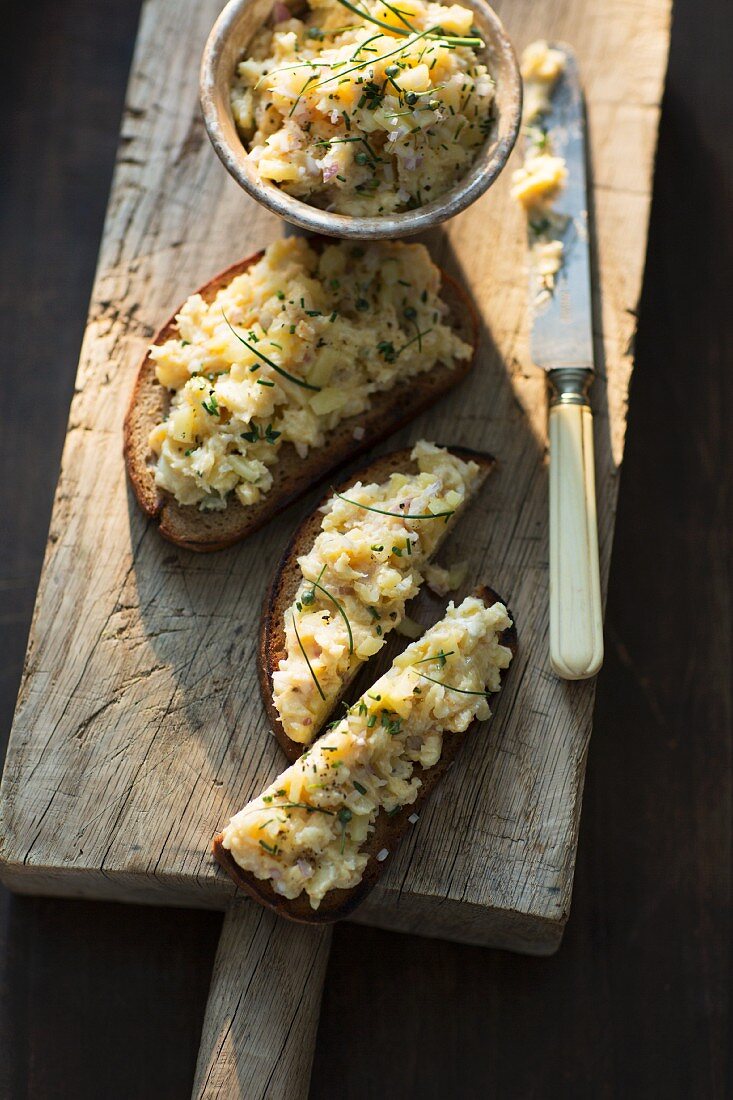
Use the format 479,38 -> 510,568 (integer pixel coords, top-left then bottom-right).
213,585 -> 516,923
259,445 -> 496,762
123,244 -> 479,552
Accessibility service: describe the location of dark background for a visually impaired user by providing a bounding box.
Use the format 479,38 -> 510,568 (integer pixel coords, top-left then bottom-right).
1,0 -> 731,1096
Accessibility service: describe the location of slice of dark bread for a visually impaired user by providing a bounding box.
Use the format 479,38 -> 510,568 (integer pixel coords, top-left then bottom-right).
123,246 -> 479,552
259,445 -> 496,762
213,585 -> 516,923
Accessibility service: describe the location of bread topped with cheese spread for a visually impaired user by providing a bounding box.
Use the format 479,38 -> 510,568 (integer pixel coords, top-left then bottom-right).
124,236 -> 478,551
260,441 -> 495,761
213,590 -> 516,922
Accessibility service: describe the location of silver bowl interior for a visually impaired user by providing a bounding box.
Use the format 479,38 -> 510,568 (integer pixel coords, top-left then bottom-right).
200,0 -> 522,239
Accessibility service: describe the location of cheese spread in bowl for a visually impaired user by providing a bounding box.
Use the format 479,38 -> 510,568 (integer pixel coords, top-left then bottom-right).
273,441 -> 486,745
231,0 -> 496,216
147,236 -> 471,510
222,594 -> 514,908
200,0 -> 521,237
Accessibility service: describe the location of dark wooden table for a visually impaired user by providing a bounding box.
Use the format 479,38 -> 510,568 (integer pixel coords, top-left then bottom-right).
1,1 -> 730,1096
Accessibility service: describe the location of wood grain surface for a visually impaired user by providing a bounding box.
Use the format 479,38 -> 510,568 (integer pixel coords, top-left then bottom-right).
192,903 -> 331,1099
2,0 -> 732,1096
0,0 -> 670,955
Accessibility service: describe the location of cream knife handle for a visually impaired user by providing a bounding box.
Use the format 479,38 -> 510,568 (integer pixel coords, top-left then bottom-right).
549,395 -> 604,680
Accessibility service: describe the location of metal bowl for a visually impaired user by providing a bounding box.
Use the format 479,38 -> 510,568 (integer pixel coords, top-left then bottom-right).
200,0 -> 522,239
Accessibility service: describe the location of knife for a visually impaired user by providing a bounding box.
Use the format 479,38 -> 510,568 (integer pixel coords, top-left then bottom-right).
527,46 -> 604,680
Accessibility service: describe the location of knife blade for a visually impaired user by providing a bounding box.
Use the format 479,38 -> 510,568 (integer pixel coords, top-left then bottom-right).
529,48 -> 594,371
523,44 -> 604,680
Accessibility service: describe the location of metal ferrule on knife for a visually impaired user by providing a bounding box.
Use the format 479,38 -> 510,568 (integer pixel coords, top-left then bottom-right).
546,367 -> 593,407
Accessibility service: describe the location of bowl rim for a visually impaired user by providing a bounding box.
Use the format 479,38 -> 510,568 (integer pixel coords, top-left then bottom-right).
200,0 -> 522,239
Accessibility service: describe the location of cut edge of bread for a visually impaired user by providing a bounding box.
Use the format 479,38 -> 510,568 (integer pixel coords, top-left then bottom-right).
259,445 -> 496,763
123,246 -> 479,552
212,584 -> 516,923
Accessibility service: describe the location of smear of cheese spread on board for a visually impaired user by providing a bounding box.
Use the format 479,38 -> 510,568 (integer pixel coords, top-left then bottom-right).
511,41 -> 567,298
147,236 -> 471,510
230,0 -> 496,215
273,441 -> 484,745
222,595 -> 513,907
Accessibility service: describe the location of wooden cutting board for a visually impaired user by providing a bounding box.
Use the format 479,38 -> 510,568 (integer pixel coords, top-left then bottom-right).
0,0 -> 670,956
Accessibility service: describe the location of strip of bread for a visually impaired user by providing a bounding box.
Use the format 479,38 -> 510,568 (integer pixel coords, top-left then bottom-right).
124,243 -> 478,552
259,435 -> 493,756
214,590 -> 516,923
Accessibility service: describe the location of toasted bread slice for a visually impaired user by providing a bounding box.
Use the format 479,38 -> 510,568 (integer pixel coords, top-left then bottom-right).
259,445 -> 495,762
213,586 -> 516,923
123,248 -> 478,552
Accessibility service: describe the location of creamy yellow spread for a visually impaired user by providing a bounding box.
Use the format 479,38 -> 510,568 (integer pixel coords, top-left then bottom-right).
222,595 -> 513,907
511,41 -> 567,298
518,39 -> 566,124
231,0 -> 495,215
273,441 -> 483,745
147,236 -> 471,509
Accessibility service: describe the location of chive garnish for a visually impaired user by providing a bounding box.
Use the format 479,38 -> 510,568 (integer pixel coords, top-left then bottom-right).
414,649 -> 455,667
302,575 -> 355,655
275,801 -> 335,816
306,29 -> 434,96
222,311 -> 321,392
292,613 -> 326,700
338,806 -> 352,854
395,327 -> 434,356
301,564 -> 325,606
331,0 -> 484,46
353,780 -> 367,795
333,492 -> 454,521
415,671 -> 491,697
259,839 -> 279,854
377,0 -> 416,32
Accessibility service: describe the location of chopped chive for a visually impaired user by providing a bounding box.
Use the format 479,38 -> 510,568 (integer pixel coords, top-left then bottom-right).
292,613 -> 326,701
415,671 -> 491,697
414,649 -> 455,666
334,492 -> 454,521
330,0 -> 483,46
275,801 -> 335,816
338,806 -> 352,853
222,311 -> 321,392
302,572 -> 354,655
301,564 -> 326,606
396,327 -> 433,356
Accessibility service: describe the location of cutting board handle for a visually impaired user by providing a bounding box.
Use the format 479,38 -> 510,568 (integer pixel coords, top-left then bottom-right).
548,399 -> 604,679
192,900 -> 332,1100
